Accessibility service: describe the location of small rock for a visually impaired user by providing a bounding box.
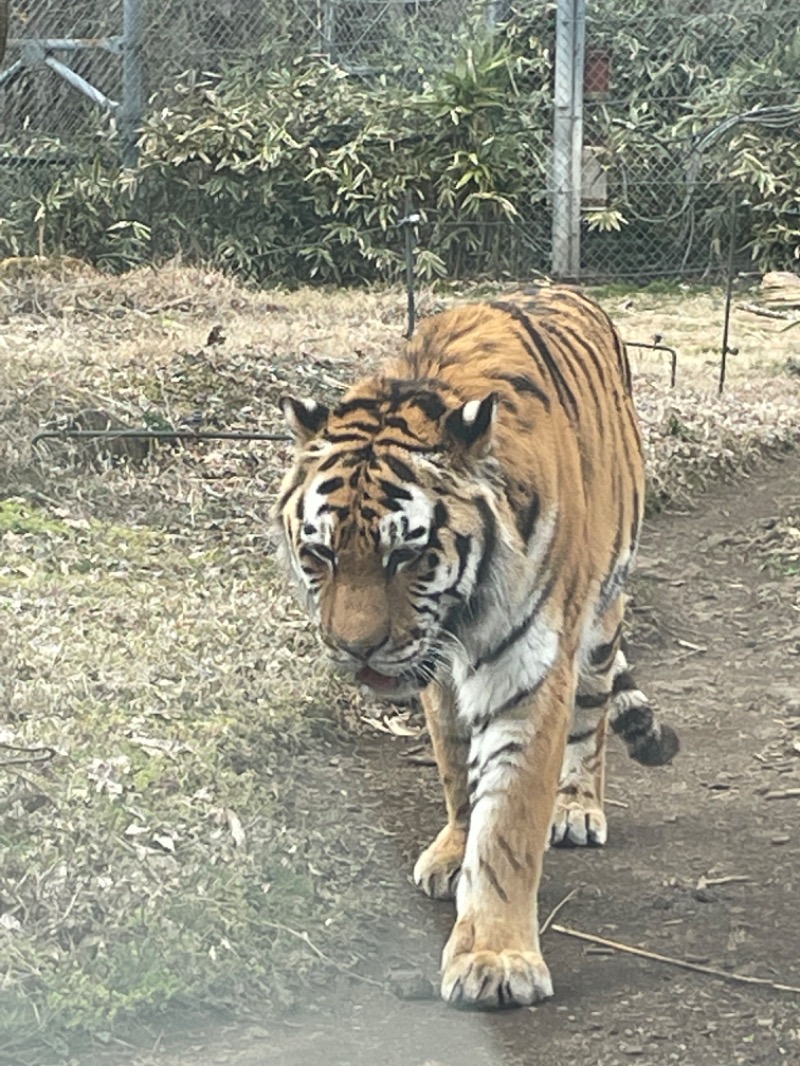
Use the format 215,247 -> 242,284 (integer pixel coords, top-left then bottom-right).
389,968 -> 437,1000
692,887 -> 717,903
651,895 -> 673,911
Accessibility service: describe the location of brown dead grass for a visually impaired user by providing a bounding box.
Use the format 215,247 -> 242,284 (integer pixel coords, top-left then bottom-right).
0,259 -> 799,1057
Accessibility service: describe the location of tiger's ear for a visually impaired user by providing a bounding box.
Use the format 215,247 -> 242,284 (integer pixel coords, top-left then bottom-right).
280,396 -> 329,444
443,394 -> 496,457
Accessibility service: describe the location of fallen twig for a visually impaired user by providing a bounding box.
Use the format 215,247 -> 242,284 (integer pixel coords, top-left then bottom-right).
738,302 -> 796,321
701,875 -> 750,887
549,923 -> 800,995
675,638 -> 707,652
539,888 -> 579,936
0,743 -> 56,769
763,787 -> 800,801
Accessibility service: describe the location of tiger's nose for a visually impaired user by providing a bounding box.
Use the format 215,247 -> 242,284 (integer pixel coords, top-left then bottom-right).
337,635 -> 389,662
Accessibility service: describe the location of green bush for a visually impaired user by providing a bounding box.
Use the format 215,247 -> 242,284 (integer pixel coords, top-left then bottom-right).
6,35 -> 553,284
2,1 -> 800,281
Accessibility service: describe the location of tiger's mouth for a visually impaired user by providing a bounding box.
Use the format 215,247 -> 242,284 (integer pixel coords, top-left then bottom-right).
356,665 -> 403,693
355,657 -> 438,696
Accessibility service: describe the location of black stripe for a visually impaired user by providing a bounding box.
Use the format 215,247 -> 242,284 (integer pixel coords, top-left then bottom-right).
414,603 -> 438,617
378,478 -> 413,501
489,371 -> 551,411
613,332 -> 632,391
546,321 -> 605,415
475,740 -> 524,775
340,419 -> 380,434
377,438 -> 442,454
568,726 -> 595,744
516,492 -> 541,544
631,488 -> 641,550
473,576 -> 556,670
334,398 -> 381,416
317,452 -> 344,472
479,858 -> 509,904
432,500 -> 449,531
575,692 -> 609,710
491,302 -> 579,420
497,834 -> 523,873
276,478 -> 303,513
454,533 -> 471,584
382,453 -> 416,482
383,414 -> 417,436
474,497 -> 497,589
386,382 -> 447,420
382,498 -> 405,513
612,670 -> 637,694
409,391 -> 447,421
300,544 -> 334,566
324,432 -> 372,446
589,622 -> 623,668
317,476 -> 344,495
481,673 -> 548,725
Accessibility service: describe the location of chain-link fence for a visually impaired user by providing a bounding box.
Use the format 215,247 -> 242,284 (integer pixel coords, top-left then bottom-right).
576,0 -> 800,280
1,0 -> 799,282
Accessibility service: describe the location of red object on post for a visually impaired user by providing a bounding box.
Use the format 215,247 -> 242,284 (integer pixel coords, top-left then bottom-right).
584,45 -> 612,95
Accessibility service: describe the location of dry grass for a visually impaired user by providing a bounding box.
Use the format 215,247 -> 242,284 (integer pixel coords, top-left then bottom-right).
1,260 -> 799,1058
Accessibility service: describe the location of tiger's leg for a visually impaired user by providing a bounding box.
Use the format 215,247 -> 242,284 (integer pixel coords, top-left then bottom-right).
440,662 -> 571,1009
413,680 -> 470,901
550,597 -> 624,848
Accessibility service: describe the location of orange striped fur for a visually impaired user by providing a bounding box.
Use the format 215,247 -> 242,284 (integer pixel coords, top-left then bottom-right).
276,286 -> 678,1009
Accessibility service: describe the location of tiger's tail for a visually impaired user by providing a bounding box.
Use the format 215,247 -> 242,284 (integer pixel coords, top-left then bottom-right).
609,651 -> 680,766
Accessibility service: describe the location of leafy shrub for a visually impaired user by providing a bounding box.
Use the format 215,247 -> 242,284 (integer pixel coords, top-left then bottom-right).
6,34 -> 553,284
2,1 -> 800,281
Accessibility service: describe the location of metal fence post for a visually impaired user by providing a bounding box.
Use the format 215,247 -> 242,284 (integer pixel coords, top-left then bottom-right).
551,0 -> 586,280
321,0 -> 337,61
120,0 -> 144,168
0,0 -> 8,68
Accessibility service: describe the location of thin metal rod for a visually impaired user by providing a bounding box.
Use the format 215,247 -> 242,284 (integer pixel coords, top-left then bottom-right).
44,55 -> 118,111
400,191 -> 418,339
11,36 -> 124,54
0,57 -> 22,88
121,0 -> 144,168
719,189 -> 737,396
625,340 -> 678,387
32,429 -> 292,448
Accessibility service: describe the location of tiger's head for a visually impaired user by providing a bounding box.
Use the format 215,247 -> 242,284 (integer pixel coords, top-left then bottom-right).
275,382 -> 499,699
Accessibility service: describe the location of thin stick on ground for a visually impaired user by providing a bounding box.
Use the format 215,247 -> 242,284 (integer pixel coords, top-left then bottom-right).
549,923 -> 800,996
539,888 -> 579,936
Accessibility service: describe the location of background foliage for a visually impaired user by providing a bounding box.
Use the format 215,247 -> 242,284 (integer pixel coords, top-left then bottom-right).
1,0 -> 800,282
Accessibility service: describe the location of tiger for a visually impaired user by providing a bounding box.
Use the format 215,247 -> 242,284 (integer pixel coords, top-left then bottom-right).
274,286 -> 679,1010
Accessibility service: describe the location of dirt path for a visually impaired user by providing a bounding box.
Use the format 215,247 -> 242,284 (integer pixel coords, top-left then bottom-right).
99,454 -> 800,1066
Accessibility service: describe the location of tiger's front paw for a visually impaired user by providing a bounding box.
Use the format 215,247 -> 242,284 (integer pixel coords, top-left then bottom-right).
441,948 -> 553,1010
413,823 -> 467,900
550,794 -> 607,848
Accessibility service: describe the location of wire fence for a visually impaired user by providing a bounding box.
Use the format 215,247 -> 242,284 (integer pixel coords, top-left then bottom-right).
1,0 -> 799,283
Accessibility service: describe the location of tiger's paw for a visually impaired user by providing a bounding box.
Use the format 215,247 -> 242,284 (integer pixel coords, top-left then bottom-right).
550,794 -> 607,848
441,949 -> 553,1010
413,824 -> 467,900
